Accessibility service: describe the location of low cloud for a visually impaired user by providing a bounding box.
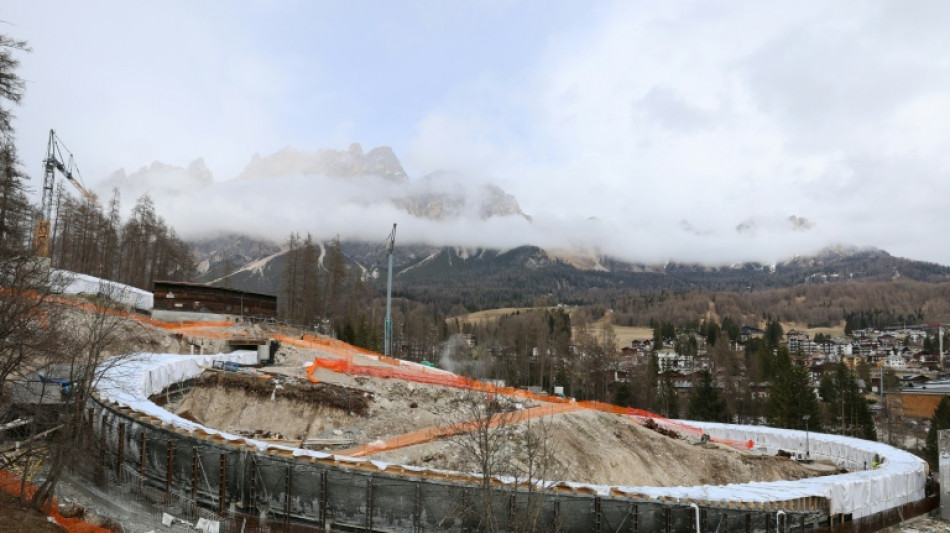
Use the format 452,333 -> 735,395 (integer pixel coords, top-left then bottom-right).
93,148 -> 857,267
10,1 -> 950,266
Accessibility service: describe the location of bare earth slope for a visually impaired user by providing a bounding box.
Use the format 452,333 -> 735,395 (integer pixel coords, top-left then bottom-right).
169,341 -> 823,488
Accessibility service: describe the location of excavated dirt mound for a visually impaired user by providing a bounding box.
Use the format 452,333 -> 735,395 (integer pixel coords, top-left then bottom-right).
171,362 -> 825,487
173,384 -> 359,442
171,372 -> 534,446
192,371 -> 372,415
372,409 -> 823,487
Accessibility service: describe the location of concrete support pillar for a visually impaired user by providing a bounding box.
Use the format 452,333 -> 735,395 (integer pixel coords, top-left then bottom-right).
940,429 -> 950,521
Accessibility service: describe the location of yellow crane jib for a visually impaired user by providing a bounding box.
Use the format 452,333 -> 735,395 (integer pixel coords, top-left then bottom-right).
33,129 -> 97,257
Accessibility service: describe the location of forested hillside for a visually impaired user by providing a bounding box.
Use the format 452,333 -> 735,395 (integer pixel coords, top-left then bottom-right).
607,281 -> 950,329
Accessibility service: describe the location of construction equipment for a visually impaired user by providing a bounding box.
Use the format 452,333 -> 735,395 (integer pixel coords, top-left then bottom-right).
34,129 -> 97,257
384,223 -> 396,357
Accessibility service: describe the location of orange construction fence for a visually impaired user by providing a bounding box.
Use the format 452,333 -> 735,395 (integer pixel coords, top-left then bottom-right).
307,356 -> 754,451
25,289 -> 753,450
0,469 -> 113,533
6,289 -> 239,336
275,334 -> 383,363
39,290 -> 237,333
337,403 -> 585,458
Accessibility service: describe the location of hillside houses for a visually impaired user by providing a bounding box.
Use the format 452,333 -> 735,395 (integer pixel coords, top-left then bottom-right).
445,319 -> 947,426
603,325 -> 944,413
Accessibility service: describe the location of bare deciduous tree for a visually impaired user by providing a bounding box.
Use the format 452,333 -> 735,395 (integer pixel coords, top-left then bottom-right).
26,281 -> 138,509
447,389 -> 560,532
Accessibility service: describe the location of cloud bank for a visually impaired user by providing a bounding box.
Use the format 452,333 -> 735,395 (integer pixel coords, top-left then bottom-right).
7,1 -> 950,265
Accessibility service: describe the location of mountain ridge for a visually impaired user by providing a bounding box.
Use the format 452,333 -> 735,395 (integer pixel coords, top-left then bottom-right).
96,142 -> 530,226
189,233 -> 950,311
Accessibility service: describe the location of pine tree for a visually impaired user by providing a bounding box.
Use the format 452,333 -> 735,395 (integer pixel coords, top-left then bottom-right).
766,348 -> 821,431
657,372 -> 680,419
824,362 -> 876,440
613,381 -> 634,407
765,319 -> 784,349
687,368 -> 727,422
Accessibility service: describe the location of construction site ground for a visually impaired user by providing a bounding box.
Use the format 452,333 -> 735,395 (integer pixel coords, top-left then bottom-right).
0,302 -> 858,530
0,492 -> 64,533
884,516 -> 950,532
168,328 -> 828,489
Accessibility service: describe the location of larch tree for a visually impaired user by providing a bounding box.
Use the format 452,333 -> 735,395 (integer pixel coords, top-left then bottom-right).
325,237 -> 348,331
0,143 -> 31,255
299,233 -> 322,327
0,35 -> 30,256
279,232 -> 301,322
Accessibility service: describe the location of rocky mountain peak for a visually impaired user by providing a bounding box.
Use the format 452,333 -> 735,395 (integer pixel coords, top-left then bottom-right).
237,144 -> 408,183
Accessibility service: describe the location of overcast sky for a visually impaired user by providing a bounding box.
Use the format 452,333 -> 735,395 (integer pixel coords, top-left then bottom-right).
6,1 -> 950,266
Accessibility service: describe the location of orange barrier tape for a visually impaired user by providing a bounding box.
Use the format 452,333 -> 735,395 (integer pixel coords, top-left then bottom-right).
306,355 -> 754,451
0,469 -> 113,533
302,334 -> 380,356
21,289 -> 235,333
275,334 -> 383,363
337,403 -> 585,457
23,289 -> 753,451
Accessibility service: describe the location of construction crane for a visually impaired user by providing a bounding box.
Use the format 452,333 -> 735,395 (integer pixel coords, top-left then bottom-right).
384,223 -> 396,357
34,129 -> 97,257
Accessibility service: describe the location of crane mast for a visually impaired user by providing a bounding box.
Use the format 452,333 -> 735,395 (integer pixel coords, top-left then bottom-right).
384,223 -> 396,357
34,129 -> 96,257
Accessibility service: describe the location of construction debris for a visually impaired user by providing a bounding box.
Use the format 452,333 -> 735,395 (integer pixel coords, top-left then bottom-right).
193,368 -> 372,416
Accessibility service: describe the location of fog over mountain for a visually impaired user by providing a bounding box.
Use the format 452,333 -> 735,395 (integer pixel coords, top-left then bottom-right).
11,2 -> 950,266
97,143 -> 873,267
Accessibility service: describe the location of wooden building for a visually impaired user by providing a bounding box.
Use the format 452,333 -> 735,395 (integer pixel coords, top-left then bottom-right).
152,281 -> 277,319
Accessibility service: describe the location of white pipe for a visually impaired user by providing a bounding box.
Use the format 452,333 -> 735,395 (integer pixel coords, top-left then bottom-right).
690,503 -> 700,533
776,510 -> 786,533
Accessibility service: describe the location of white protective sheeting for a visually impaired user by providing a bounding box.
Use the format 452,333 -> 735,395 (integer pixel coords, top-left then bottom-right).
96,353 -> 926,519
54,269 -> 154,310
682,421 -> 926,518
97,352 -> 334,457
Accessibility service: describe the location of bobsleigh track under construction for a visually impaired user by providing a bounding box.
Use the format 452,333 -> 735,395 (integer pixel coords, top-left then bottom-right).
68,313 -> 934,533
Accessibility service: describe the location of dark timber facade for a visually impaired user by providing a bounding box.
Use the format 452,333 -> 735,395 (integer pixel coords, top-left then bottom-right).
152,281 -> 277,319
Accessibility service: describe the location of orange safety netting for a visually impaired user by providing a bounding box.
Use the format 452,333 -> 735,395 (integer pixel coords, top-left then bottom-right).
0,469 -> 113,533
337,403 -> 585,457
274,334 -> 383,362
29,290 -> 237,334
26,289 -> 754,450
307,356 -> 754,451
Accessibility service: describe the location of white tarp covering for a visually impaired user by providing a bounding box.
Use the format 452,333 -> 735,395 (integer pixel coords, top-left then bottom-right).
96,353 -> 926,519
687,421 -> 926,518
54,269 -> 153,310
